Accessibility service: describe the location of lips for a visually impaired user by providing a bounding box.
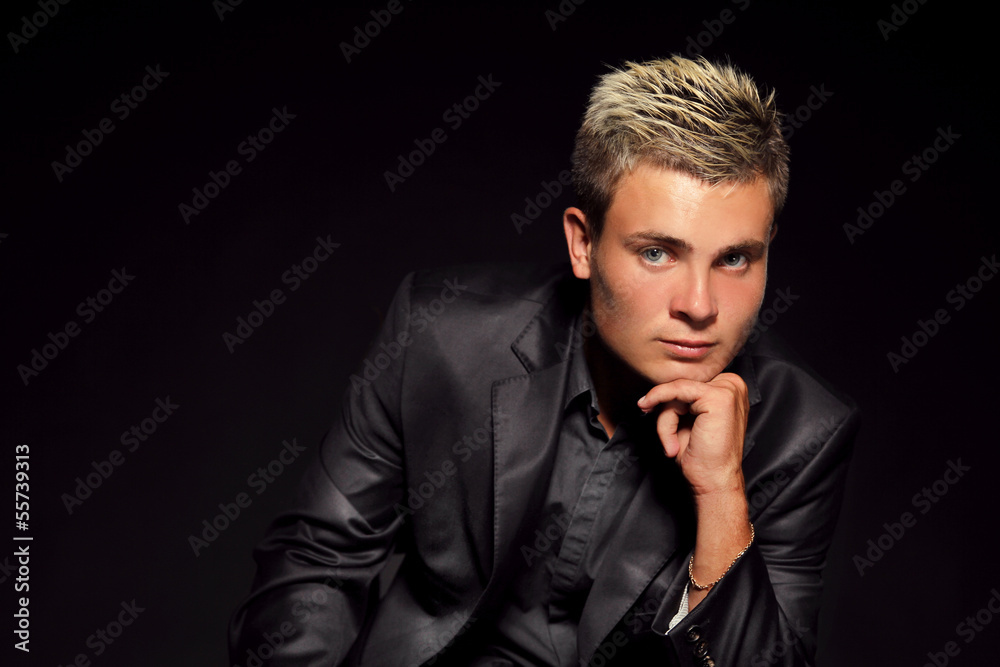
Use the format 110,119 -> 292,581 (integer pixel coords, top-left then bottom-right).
659,339 -> 716,359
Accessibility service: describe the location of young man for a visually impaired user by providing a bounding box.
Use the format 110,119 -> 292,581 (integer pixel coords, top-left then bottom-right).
230,56 -> 859,666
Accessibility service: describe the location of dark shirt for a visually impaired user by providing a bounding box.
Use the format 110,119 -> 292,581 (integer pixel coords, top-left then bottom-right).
470,317 -> 650,666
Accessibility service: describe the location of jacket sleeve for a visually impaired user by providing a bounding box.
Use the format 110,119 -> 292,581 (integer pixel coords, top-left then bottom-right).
228,272 -> 415,666
648,401 -> 861,667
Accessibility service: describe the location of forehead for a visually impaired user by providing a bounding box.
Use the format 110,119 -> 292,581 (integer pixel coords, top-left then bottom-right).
604,164 -> 774,244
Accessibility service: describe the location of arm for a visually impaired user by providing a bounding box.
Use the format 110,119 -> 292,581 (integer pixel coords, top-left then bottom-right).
229,272 -> 415,665
638,372 -> 753,615
638,374 -> 860,665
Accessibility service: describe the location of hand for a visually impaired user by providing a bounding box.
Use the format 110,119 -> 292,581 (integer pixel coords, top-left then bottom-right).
636,372 -> 749,498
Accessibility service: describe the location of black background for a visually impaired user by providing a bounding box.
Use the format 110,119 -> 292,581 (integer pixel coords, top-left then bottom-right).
2,0 -> 998,665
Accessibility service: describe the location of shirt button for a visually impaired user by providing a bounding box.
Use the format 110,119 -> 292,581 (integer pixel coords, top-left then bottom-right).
685,625 -> 702,643
693,640 -> 709,658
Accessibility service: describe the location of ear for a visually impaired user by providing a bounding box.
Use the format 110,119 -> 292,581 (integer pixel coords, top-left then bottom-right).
768,221 -> 779,243
563,207 -> 594,280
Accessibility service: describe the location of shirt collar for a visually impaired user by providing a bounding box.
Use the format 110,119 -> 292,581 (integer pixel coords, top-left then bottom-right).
564,312 -> 600,414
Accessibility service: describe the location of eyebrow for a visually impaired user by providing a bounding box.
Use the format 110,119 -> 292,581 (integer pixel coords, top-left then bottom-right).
621,231 -> 769,259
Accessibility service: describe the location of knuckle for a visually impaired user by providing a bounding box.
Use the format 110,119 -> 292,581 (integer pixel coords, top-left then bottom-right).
718,372 -> 747,394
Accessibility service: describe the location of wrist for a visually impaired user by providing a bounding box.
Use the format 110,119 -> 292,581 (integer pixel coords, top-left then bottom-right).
690,491 -> 751,583
689,521 -> 755,591
691,470 -> 745,506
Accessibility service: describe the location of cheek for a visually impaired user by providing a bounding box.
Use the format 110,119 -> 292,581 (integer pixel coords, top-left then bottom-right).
598,279 -> 664,352
719,278 -> 767,326
591,261 -> 644,337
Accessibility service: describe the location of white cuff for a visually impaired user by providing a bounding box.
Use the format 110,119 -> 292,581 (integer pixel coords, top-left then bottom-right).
666,582 -> 690,633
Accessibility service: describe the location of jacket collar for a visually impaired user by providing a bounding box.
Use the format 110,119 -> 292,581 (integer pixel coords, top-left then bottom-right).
509,270 -> 587,374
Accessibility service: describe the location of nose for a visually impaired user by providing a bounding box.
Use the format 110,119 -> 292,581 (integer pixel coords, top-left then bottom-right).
669,266 -> 718,324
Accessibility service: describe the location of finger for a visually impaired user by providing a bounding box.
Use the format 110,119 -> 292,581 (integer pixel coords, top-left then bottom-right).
711,372 -> 747,392
709,372 -> 749,400
655,401 -> 689,458
656,406 -> 681,458
637,379 -> 709,412
709,373 -> 750,415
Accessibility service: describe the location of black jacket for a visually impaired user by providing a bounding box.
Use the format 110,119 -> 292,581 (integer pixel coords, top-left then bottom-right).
230,262 -> 860,666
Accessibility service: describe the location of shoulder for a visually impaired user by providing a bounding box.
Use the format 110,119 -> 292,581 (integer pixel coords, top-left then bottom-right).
742,329 -> 861,454
749,330 -> 857,408
390,261 -> 581,361
399,261 -> 579,334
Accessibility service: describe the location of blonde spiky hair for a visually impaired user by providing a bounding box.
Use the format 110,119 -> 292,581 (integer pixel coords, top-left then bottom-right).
571,55 -> 789,236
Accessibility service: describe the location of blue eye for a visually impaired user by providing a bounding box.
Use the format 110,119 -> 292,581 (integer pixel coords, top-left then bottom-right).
641,248 -> 666,263
721,253 -> 747,268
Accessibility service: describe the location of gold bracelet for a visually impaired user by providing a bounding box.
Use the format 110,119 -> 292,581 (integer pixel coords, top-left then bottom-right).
688,522 -> 755,591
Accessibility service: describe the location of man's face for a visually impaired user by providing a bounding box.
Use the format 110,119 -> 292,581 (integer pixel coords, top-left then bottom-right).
565,163 -> 774,385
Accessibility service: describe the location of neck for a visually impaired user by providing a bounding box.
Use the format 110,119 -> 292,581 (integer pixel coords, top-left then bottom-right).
583,331 -> 652,434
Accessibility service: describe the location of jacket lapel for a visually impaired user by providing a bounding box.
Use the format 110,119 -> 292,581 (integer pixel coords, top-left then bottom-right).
489,365 -> 568,583
576,433 -> 692,661
478,273 -> 584,605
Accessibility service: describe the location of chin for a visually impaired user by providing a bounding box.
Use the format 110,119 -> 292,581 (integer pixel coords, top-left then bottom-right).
640,359 -> 724,386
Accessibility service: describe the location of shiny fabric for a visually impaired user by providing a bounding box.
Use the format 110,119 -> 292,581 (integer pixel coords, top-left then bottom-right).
229,263 -> 860,667
474,320 -> 649,666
